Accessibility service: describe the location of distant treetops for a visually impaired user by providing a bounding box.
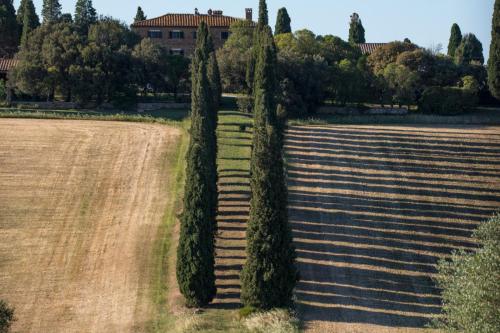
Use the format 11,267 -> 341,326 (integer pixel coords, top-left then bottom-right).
349,12 -> 365,44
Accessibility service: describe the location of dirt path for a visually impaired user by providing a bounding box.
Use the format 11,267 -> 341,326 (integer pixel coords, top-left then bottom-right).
285,125 -> 500,333
0,119 -> 181,333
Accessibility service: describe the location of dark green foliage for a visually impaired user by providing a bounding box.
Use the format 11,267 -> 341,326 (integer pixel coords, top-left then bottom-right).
42,0 -> 62,24
0,0 -> 19,57
0,79 -> 5,102
275,7 -> 291,35
258,0 -> 268,27
132,38 -> 169,94
317,35 -> 362,64
134,6 -> 146,23
433,214 -> 500,333
59,13 -> 73,23
348,13 -> 365,44
176,21 -> 217,308
447,23 -> 462,57
241,25 -> 298,310
0,300 -> 15,333
489,0 -> 500,99
368,41 -> 418,74
246,0 -> 270,93
418,86 -> 476,115
17,0 -> 40,46
74,0 -> 97,35
455,33 -> 484,65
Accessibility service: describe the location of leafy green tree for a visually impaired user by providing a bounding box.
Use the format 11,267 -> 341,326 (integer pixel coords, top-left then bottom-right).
176,21 -> 217,308
275,7 -> 291,35
383,63 -> 419,108
348,12 -> 365,44
217,20 -> 254,92
17,0 -> 40,45
165,54 -> 190,99
134,6 -> 146,23
132,38 -> 168,94
241,24 -> 298,310
455,33 -> 484,65
0,0 -> 19,57
368,41 -> 418,74
489,0 -> 500,99
317,35 -> 361,64
447,23 -> 462,57
74,0 -> 97,35
434,214 -> 500,333
42,0 -> 62,24
0,300 -> 15,333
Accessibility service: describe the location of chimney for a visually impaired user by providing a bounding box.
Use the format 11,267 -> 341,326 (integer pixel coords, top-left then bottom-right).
213,10 -> 223,16
245,8 -> 253,21
208,9 -> 213,16
194,8 -> 199,15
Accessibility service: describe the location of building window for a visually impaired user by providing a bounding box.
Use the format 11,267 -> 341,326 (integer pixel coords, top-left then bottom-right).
221,31 -> 230,40
147,30 -> 163,39
192,31 -> 197,39
169,30 -> 184,39
170,49 -> 185,56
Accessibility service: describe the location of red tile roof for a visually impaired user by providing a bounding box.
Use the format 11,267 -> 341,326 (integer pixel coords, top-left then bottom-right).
0,58 -> 18,73
357,43 -> 387,55
132,14 -> 246,28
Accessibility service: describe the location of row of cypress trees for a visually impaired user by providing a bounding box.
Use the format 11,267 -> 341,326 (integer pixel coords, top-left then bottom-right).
176,21 -> 221,308
176,0 -> 297,310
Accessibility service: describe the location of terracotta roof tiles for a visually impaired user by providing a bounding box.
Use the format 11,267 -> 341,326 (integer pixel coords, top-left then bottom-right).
132,14 -> 245,28
357,43 -> 387,55
0,58 -> 18,73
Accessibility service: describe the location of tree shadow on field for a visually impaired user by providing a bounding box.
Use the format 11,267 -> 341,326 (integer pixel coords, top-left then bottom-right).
286,125 -> 500,328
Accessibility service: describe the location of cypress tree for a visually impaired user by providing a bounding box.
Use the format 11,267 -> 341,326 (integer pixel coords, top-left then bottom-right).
275,7 -> 291,35
447,23 -> 462,57
74,0 -> 97,35
246,0 -> 269,94
176,22 -> 217,308
0,0 -> 19,57
134,6 -> 146,23
455,33 -> 484,65
348,13 -> 365,44
17,0 -> 40,35
488,0 -> 500,99
42,0 -> 62,24
240,25 -> 298,309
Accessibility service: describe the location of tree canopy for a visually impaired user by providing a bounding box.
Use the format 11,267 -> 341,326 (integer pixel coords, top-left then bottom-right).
348,12 -> 365,44
275,7 -> 291,35
74,0 -> 97,35
42,0 -> 62,24
488,0 -> 500,99
134,6 -> 146,23
455,33 -> 484,65
0,0 -> 19,57
447,23 -> 462,57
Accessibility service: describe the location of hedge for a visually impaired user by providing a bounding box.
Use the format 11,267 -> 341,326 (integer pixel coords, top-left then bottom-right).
418,86 -> 476,115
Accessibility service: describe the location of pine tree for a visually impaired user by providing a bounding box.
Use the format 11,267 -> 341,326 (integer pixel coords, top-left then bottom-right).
74,0 -> 97,35
348,13 -> 365,44
275,7 -> 291,35
447,23 -> 462,57
134,6 -> 146,23
0,0 -> 19,57
176,21 -> 217,308
455,33 -> 484,65
240,25 -> 298,309
42,0 -> 62,24
488,0 -> 500,99
17,0 -> 40,32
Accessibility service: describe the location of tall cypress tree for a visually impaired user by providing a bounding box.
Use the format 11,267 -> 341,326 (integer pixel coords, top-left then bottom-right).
176,21 -> 217,308
455,33 -> 484,65
134,6 -> 146,23
489,0 -> 500,99
275,7 -> 291,35
42,0 -> 62,24
241,24 -> 298,309
348,13 -> 365,44
74,0 -> 97,35
17,0 -> 40,34
246,0 -> 269,94
0,0 -> 19,57
447,23 -> 462,57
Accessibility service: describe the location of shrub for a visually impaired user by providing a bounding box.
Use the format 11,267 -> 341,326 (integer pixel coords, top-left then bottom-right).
418,86 -> 476,115
0,80 -> 6,102
0,300 -> 15,333
237,95 -> 253,113
433,214 -> 500,333
244,309 -> 300,333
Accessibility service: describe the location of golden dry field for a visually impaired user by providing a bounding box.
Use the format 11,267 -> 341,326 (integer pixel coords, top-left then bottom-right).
285,125 -> 500,333
0,119 -> 181,333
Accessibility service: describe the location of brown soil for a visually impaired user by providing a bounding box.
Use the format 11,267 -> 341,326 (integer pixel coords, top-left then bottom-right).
0,119 -> 181,333
285,125 -> 500,333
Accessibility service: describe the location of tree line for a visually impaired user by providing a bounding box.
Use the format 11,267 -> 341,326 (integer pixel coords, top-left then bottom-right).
218,5 -> 499,116
0,0 -> 190,106
176,0 -> 298,310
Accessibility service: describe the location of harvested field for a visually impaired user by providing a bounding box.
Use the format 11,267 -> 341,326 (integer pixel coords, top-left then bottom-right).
0,119 -> 182,333
285,125 -> 500,332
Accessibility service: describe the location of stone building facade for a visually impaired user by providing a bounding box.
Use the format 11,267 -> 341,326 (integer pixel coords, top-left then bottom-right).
131,8 -> 254,56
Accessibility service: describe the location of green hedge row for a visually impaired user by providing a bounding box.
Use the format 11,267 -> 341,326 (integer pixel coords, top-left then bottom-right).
419,87 -> 477,115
